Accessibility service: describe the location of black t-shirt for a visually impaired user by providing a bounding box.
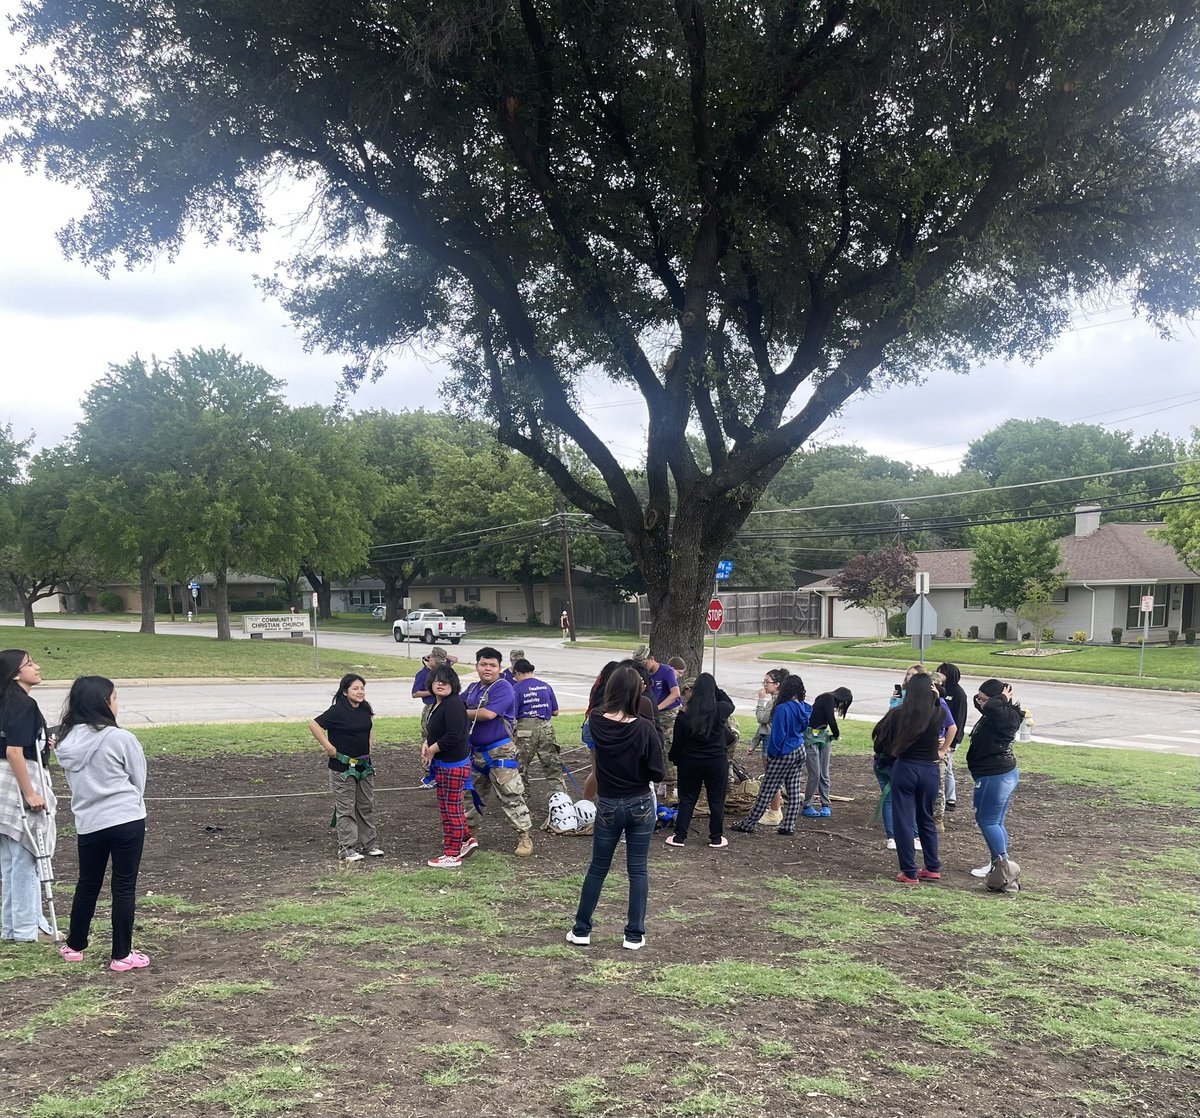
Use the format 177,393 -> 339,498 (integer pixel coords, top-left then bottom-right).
896,717 -> 943,764
587,712 -> 667,797
426,695 -> 470,763
0,689 -> 48,766
315,700 -> 374,773
672,697 -> 736,763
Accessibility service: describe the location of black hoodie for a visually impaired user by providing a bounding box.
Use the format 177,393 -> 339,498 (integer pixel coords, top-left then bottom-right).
939,664 -> 969,745
966,695 -> 1023,777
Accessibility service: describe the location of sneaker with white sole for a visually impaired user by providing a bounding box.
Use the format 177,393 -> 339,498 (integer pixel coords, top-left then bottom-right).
622,936 -> 647,951
970,861 -> 993,878
886,838 -> 897,850
459,837 -> 479,858
342,851 -> 366,863
565,931 -> 590,946
427,854 -> 462,869
761,808 -> 784,826
365,847 -> 385,857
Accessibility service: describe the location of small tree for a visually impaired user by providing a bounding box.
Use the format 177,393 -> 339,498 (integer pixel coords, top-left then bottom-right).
1017,577 -> 1066,652
833,545 -> 916,640
970,523 -> 1064,633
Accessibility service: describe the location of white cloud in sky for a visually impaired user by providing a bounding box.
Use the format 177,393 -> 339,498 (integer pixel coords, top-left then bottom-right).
1,6 -> 1196,471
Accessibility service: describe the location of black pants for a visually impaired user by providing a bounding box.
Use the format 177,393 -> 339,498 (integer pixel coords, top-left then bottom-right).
67,818 -> 146,960
673,756 -> 728,844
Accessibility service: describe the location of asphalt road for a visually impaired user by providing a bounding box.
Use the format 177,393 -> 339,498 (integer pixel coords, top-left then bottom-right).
7,618 -> 1198,755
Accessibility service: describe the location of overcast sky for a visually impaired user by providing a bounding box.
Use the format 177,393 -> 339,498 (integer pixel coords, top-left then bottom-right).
2,8 -> 1197,474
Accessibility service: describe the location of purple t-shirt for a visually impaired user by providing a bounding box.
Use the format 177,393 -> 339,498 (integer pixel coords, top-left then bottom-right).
463,678 -> 517,747
411,666 -> 435,706
515,678 -> 558,720
649,664 -> 681,711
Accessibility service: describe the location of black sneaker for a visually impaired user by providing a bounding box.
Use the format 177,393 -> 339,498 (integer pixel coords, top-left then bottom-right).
732,820 -> 756,834
945,801 -> 957,811
776,827 -> 794,836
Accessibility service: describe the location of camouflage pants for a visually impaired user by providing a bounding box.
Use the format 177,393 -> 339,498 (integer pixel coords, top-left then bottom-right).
465,741 -> 533,835
934,758 -> 946,832
658,707 -> 679,800
420,703 -> 434,738
515,718 -> 567,800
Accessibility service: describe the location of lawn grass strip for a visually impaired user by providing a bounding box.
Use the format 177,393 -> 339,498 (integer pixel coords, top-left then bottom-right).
1,986 -> 119,1042
30,1039 -> 225,1118
160,979 -> 276,1010
784,1070 -> 864,1100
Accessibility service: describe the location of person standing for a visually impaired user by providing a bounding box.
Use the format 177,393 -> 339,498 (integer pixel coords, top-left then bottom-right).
567,666 -> 667,950
413,647 -> 455,737
642,650 -> 682,802
937,662 -> 969,810
872,672 -> 946,885
801,687 -> 853,819
511,659 -> 567,805
0,649 -> 58,945
752,668 -> 789,827
966,678 -> 1024,882
464,647 -> 534,857
665,673 -> 734,849
560,610 -> 571,638
732,676 -> 812,835
501,649 -> 525,685
54,677 -> 150,970
309,673 -> 381,863
421,664 -> 475,868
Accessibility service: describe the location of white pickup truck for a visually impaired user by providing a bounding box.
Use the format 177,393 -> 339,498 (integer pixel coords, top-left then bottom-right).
392,609 -> 466,645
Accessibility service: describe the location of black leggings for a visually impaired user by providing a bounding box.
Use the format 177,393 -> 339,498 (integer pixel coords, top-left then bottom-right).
674,756 -> 728,843
67,818 -> 146,960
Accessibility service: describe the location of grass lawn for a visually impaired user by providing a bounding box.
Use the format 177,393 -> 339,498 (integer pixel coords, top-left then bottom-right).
5,723 -> 1196,1118
6,627 -> 418,680
768,637 -> 1200,691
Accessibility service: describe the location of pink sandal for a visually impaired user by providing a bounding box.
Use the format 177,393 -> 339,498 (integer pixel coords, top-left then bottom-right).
58,943 -> 84,963
109,950 -> 150,972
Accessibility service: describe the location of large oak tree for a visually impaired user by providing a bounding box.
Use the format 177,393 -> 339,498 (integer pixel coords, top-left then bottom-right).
5,1 -> 1198,666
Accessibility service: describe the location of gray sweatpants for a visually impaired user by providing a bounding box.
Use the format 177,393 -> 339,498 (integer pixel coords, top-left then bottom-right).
802,744 -> 832,809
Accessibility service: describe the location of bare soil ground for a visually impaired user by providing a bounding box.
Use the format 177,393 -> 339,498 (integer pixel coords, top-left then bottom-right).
2,741 -> 1197,1118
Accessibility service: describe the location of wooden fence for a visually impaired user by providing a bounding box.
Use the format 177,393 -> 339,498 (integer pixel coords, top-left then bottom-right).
637,590 -> 822,638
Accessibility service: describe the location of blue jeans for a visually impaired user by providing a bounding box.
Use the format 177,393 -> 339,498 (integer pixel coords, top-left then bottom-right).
973,769 -> 1020,859
0,834 -> 53,942
945,752 -> 957,803
890,758 -> 942,877
572,791 -> 655,942
873,757 -> 918,841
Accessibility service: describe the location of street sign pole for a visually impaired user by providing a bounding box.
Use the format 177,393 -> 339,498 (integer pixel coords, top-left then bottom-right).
311,593 -> 320,674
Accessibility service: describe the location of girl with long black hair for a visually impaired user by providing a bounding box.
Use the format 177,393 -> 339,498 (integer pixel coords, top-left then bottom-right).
421,664 -> 474,868
733,675 -> 812,836
872,672 -> 946,884
309,673 -> 380,862
54,676 -> 150,970
666,673 -> 735,849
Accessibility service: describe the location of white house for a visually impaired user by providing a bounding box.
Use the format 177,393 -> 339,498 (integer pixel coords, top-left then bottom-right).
808,505 -> 1199,642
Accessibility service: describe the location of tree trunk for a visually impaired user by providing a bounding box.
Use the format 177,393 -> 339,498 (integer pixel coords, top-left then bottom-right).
22,595 -> 36,628
215,569 -> 231,640
634,515 -> 725,680
167,582 -> 176,622
301,567 -> 333,620
521,578 -> 537,624
138,559 -> 157,635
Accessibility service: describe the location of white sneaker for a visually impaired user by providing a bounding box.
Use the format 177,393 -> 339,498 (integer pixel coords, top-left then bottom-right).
342,851 -> 365,863
886,838 -> 897,851
971,862 -> 993,878
365,847 -> 385,857
622,936 -> 647,951
426,855 -> 462,869
566,931 -> 590,946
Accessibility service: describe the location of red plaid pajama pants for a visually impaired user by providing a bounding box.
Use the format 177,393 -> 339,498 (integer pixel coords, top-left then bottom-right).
434,761 -> 472,856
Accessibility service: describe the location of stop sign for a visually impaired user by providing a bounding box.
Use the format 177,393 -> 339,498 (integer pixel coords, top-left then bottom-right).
706,598 -> 724,632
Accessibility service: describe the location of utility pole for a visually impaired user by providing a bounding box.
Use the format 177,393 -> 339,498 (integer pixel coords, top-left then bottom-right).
555,433 -> 578,642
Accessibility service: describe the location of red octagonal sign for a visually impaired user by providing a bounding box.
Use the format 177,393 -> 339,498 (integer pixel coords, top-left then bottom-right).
706,598 -> 724,632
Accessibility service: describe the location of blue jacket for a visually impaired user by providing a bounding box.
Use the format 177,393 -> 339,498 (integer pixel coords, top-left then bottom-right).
765,700 -> 812,758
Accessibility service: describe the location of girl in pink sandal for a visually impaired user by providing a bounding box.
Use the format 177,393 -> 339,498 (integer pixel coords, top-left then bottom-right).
54,677 -> 150,972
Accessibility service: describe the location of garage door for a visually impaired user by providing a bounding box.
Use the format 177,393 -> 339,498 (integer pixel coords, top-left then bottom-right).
496,592 -> 527,624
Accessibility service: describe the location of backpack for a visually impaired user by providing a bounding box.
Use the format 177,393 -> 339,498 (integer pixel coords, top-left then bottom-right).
985,856 -> 1021,893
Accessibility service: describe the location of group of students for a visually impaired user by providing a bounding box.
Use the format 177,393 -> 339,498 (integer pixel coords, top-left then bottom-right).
0,648 -> 150,971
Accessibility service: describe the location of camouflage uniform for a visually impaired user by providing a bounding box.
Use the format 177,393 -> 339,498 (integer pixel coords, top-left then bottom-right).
515,717 -> 567,801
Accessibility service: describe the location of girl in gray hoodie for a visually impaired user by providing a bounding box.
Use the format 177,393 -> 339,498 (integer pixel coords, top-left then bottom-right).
54,676 -> 149,971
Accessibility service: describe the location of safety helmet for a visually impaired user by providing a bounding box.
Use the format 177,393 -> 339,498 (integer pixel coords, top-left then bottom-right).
546,791 -> 578,833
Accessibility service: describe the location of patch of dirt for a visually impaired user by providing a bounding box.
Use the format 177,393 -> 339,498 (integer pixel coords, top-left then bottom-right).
3,742 -> 1197,1118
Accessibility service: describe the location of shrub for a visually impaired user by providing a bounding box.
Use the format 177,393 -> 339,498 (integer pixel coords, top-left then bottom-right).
1186,628 -> 1196,646
942,627 -> 952,639
228,596 -> 287,612
1167,629 -> 1179,646
993,621 -> 1008,641
445,604 -> 498,624
1041,628 -> 1055,643
967,625 -> 978,640
887,613 -> 906,638
97,590 -> 125,612
1111,627 -> 1122,644
954,628 -> 962,640
1070,631 -> 1087,644
1022,631 -> 1032,642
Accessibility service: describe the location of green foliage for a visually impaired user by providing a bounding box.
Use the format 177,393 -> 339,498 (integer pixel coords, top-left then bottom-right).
1112,627 -> 1123,644
96,591 -> 125,612
10,1 -> 1198,665
970,522 -> 1063,615
994,621 -> 1008,641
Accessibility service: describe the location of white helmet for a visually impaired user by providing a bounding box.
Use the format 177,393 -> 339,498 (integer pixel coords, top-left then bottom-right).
546,791 -> 578,833
573,799 -> 596,828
